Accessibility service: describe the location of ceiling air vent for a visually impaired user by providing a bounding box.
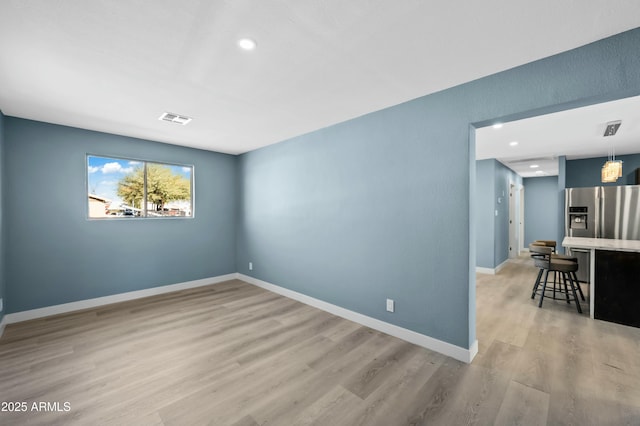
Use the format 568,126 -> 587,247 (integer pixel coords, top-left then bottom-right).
159,112 -> 192,125
603,120 -> 621,136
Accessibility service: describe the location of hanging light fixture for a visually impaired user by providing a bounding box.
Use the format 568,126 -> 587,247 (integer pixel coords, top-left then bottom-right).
601,160 -> 622,182
601,121 -> 623,183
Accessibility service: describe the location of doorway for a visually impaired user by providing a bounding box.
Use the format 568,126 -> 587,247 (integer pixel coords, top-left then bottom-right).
508,183 -> 517,258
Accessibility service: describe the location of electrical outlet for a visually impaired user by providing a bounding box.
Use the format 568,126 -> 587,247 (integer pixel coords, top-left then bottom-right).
0,298 -> 3,312
386,298 -> 394,313
249,262 -> 253,271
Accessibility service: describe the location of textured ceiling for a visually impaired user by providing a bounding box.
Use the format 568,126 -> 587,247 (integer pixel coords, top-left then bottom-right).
476,95 -> 640,177
1,1 -> 640,154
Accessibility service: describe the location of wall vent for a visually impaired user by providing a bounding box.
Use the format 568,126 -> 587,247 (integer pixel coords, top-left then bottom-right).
159,112 -> 192,125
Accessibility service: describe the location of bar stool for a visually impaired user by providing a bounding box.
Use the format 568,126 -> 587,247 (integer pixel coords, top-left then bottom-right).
529,244 -> 582,313
533,240 -> 557,252
530,241 -> 585,301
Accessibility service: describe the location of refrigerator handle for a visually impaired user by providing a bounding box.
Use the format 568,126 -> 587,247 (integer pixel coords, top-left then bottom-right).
595,186 -> 601,239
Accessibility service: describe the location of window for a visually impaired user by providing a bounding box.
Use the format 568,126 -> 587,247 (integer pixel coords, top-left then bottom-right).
87,155 -> 193,219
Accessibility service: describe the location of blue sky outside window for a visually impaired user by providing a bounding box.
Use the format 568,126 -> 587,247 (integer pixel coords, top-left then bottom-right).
87,155 -> 193,218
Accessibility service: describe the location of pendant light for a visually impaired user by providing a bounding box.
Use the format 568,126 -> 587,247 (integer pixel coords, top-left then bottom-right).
601,121 -> 623,183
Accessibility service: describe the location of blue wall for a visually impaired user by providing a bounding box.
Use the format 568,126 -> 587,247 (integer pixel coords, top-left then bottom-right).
0,111 -> 5,324
4,118 -> 237,313
476,159 -> 521,269
237,28 -> 640,349
523,176 -> 560,247
566,153 -> 640,187
494,161 -> 522,266
476,159 -> 495,268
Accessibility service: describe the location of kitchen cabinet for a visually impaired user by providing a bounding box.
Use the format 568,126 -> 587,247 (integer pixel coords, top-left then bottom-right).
562,237 -> 640,327
594,250 -> 640,328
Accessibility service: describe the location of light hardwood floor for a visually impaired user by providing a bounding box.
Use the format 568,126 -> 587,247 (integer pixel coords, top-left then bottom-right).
1,257 -> 639,425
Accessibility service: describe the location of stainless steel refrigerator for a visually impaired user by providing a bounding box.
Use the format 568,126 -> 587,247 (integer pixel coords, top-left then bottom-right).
565,185 -> 640,282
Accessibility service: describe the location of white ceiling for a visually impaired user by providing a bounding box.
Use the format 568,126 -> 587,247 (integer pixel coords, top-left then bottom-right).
1,1 -> 640,155
476,95 -> 640,177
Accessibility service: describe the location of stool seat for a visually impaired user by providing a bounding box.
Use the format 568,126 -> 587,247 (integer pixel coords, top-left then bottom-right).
550,259 -> 578,273
534,240 -> 556,247
552,253 -> 577,262
532,240 -> 557,252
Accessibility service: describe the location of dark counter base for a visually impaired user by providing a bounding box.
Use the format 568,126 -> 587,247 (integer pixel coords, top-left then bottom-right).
595,250 -> 640,328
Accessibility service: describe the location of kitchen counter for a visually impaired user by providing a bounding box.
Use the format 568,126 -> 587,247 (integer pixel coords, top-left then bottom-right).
562,237 -> 640,253
562,237 -> 640,326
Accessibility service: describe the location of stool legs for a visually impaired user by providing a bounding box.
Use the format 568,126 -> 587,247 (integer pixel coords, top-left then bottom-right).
538,269 -> 550,308
560,272 -> 571,305
567,272 -> 582,314
534,269 -> 582,313
572,272 -> 586,301
531,268 -> 544,299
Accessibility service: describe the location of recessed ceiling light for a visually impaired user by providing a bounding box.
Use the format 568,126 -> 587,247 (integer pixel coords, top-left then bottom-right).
509,141 -> 518,146
535,170 -> 545,175
237,38 -> 257,51
530,164 -> 539,168
492,123 -> 503,129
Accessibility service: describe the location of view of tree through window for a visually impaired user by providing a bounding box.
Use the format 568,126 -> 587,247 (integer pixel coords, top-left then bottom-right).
87,155 -> 193,218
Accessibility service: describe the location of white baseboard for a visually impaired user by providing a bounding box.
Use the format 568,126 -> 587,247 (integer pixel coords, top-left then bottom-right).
3,273 -> 237,325
476,259 -> 509,275
495,259 -> 508,273
238,273 -> 477,364
2,272 -> 479,364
